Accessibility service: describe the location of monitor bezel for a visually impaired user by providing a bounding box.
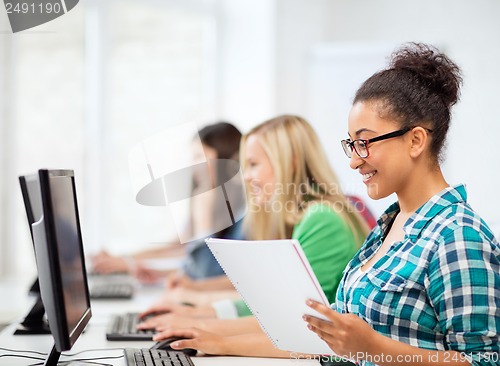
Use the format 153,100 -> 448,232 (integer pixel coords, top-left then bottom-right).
35,169 -> 92,351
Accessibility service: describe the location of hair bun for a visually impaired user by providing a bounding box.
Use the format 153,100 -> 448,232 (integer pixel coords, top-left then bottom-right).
390,43 -> 463,108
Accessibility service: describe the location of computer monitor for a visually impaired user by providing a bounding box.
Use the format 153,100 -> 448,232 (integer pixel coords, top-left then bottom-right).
19,174 -> 43,240
19,174 -> 42,295
15,174 -> 51,335
31,169 -> 92,365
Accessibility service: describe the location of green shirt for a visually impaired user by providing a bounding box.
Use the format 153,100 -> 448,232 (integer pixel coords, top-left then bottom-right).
234,203 -> 361,317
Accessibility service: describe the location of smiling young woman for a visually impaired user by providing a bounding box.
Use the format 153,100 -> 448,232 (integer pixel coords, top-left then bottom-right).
305,43 -> 500,366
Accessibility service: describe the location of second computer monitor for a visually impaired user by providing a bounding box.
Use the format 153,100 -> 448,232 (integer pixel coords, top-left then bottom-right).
15,174 -> 50,334
19,174 -> 43,240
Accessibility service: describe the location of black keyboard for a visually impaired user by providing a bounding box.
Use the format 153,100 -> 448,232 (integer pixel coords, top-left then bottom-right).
90,283 -> 134,299
107,313 -> 155,341
125,348 -> 195,366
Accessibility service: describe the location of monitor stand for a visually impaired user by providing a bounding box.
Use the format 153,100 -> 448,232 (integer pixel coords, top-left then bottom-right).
14,296 -> 51,335
43,344 -> 96,366
43,344 -> 60,366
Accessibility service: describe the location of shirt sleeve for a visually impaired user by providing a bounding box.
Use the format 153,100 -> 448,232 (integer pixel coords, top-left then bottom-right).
427,225 -> 500,366
211,299 -> 239,319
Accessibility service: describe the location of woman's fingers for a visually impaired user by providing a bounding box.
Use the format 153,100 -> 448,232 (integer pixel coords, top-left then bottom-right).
152,327 -> 226,355
306,300 -> 342,322
153,328 -> 200,342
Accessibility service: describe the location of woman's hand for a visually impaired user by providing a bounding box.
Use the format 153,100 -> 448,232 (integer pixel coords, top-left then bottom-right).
152,328 -> 230,356
165,271 -> 201,290
303,299 -> 382,361
305,300 -> 473,366
153,328 -> 296,358
91,250 -> 129,274
137,313 -> 201,331
139,302 -> 216,320
133,263 -> 164,284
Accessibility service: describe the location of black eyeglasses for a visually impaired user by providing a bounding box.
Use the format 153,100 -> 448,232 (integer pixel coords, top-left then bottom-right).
341,127 -> 431,158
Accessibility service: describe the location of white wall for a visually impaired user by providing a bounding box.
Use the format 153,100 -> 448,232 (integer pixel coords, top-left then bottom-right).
216,0 -> 277,130
0,0 -> 280,279
274,0 -> 500,233
324,0 -> 500,224
0,32 -> 15,277
305,44 -> 398,216
1,0 -> 499,279
274,0 -> 331,116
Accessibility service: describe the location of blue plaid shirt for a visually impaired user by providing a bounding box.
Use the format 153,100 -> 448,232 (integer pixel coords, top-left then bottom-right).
335,184 -> 500,366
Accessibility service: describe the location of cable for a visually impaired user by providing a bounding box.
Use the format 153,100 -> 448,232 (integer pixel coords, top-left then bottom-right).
0,346 -> 46,355
59,361 -> 113,366
59,348 -> 125,366
60,348 -> 124,364
0,346 -> 124,365
62,347 -> 125,357
29,360 -> 114,366
61,354 -> 124,362
0,346 -> 126,357
0,353 -> 45,361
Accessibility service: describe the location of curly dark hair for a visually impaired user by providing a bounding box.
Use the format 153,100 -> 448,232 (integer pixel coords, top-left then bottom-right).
353,42 -> 463,162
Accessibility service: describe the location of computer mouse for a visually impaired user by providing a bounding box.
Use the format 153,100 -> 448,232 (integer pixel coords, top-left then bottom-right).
151,337 -> 197,356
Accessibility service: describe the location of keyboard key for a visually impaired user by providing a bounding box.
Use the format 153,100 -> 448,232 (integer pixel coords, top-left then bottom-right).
106,313 -> 156,341
125,349 -> 194,366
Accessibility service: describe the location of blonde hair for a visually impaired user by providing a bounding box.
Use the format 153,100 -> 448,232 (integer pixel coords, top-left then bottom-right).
240,115 -> 370,245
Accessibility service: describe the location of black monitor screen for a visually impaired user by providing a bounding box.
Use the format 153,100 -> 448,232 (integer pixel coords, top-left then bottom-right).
49,175 -> 89,336
32,169 -> 91,362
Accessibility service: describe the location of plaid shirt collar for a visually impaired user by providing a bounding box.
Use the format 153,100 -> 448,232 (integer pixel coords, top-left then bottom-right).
354,184 -> 468,266
405,184 -> 467,241
376,184 -> 468,241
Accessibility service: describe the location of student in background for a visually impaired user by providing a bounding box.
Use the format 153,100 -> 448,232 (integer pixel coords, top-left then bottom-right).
303,43 -> 500,365
92,122 -> 244,289
137,115 -> 370,358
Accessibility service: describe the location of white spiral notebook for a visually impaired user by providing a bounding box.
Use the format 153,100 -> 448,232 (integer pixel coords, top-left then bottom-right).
206,238 -> 336,355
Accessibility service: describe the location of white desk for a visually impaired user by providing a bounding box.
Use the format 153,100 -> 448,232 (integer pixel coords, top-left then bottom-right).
0,278 -> 320,366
